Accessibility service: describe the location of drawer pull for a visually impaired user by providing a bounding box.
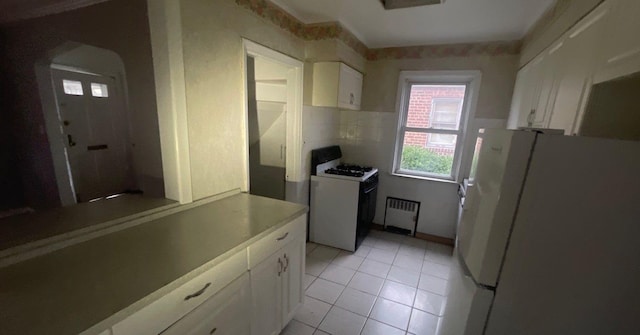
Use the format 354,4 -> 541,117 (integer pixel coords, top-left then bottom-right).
276,232 -> 289,241
210,327 -> 217,334
184,282 -> 211,301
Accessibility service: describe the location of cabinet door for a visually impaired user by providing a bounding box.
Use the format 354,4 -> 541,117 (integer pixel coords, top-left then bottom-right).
532,41 -> 565,128
598,0 -> 640,79
280,236 -> 305,326
507,58 -> 543,129
250,251 -> 282,335
337,64 -> 363,110
162,273 -> 251,335
548,4 -> 608,134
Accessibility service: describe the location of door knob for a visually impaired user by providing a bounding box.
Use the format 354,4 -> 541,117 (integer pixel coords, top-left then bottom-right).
63,120 -> 70,126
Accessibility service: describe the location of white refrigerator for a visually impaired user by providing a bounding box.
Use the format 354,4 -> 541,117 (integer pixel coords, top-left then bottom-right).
439,129 -> 640,335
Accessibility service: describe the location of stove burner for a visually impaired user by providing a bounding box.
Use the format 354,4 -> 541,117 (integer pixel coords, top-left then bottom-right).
336,164 -> 373,173
324,168 -> 365,177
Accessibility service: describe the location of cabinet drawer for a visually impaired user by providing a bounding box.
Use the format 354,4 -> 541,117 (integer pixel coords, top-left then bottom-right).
247,215 -> 305,268
161,273 -> 250,335
112,249 -> 248,335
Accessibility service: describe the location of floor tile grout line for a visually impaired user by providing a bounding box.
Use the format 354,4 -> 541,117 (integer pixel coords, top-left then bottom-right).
303,233 -> 452,335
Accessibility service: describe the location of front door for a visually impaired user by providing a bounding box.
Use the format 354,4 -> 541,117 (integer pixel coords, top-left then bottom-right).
51,68 -> 133,202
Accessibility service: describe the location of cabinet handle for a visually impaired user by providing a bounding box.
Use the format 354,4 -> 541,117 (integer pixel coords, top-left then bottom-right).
350,93 -> 354,105
209,327 -> 217,334
277,258 -> 283,277
276,232 -> 289,241
283,253 -> 289,272
184,282 -> 211,301
527,109 -> 536,126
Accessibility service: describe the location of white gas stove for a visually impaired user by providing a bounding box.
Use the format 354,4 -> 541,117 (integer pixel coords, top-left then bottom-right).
315,161 -> 379,182
309,146 -> 378,251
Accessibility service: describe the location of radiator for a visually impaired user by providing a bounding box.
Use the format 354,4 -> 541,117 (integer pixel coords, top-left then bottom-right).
383,197 -> 420,236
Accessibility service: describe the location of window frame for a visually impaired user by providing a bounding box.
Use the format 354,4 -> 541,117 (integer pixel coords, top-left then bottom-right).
392,70 -> 482,182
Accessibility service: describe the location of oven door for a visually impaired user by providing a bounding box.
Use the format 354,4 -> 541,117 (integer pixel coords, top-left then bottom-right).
356,175 -> 378,249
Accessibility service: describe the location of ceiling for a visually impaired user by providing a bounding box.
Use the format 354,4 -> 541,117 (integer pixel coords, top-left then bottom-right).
271,0 -> 556,48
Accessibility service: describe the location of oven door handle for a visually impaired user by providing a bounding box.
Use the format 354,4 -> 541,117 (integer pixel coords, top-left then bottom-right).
362,184 -> 378,193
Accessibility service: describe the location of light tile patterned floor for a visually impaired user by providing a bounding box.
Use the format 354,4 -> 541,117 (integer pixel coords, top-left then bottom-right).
281,230 -> 454,335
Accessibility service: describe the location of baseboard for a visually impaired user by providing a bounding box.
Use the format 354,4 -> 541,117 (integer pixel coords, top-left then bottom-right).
372,223 -> 455,247
414,232 -> 455,247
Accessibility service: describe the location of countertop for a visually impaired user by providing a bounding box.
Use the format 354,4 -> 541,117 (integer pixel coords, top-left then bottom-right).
0,194 -> 178,254
0,193 -> 308,335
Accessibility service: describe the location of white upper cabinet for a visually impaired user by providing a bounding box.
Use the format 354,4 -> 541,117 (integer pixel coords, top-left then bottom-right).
508,56 -> 544,129
595,0 -> 640,83
312,62 -> 363,110
549,2 -> 610,134
531,40 -> 565,128
508,0 -> 611,134
507,45 -> 561,130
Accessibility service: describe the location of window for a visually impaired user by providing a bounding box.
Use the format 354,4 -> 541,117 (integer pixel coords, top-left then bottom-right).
62,79 -> 83,95
393,71 -> 481,181
91,83 -> 109,97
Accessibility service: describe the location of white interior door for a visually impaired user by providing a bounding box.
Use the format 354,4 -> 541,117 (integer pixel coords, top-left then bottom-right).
248,56 -> 288,200
51,69 -> 133,202
256,100 -> 287,168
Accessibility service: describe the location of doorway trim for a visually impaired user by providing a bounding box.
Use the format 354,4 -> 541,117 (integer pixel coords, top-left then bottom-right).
242,39 -> 304,194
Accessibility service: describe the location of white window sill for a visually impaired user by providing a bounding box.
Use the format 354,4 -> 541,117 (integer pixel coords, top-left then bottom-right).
390,172 -> 460,185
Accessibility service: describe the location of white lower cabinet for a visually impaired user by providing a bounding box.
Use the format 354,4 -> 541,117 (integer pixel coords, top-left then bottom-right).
250,249 -> 283,335
250,229 -> 305,335
161,273 -> 251,335
105,214 -> 306,335
112,250 -> 248,335
280,237 -> 304,326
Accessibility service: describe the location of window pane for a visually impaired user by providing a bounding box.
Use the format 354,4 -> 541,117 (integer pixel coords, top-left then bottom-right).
91,83 -> 109,97
63,80 -> 83,95
401,131 -> 457,176
406,85 -> 466,130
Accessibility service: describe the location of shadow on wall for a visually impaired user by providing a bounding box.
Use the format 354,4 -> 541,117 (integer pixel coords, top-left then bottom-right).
0,0 -> 163,212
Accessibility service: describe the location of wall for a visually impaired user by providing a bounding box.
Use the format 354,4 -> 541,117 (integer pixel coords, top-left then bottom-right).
179,0 -> 307,201
337,110 -> 460,238
291,105 -> 342,206
346,54 -> 518,238
0,31 -> 25,210
520,0 -> 602,66
0,0 -> 163,209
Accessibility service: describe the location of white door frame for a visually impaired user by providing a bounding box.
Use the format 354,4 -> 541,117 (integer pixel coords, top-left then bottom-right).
242,40 -> 304,194
36,62 -> 77,206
